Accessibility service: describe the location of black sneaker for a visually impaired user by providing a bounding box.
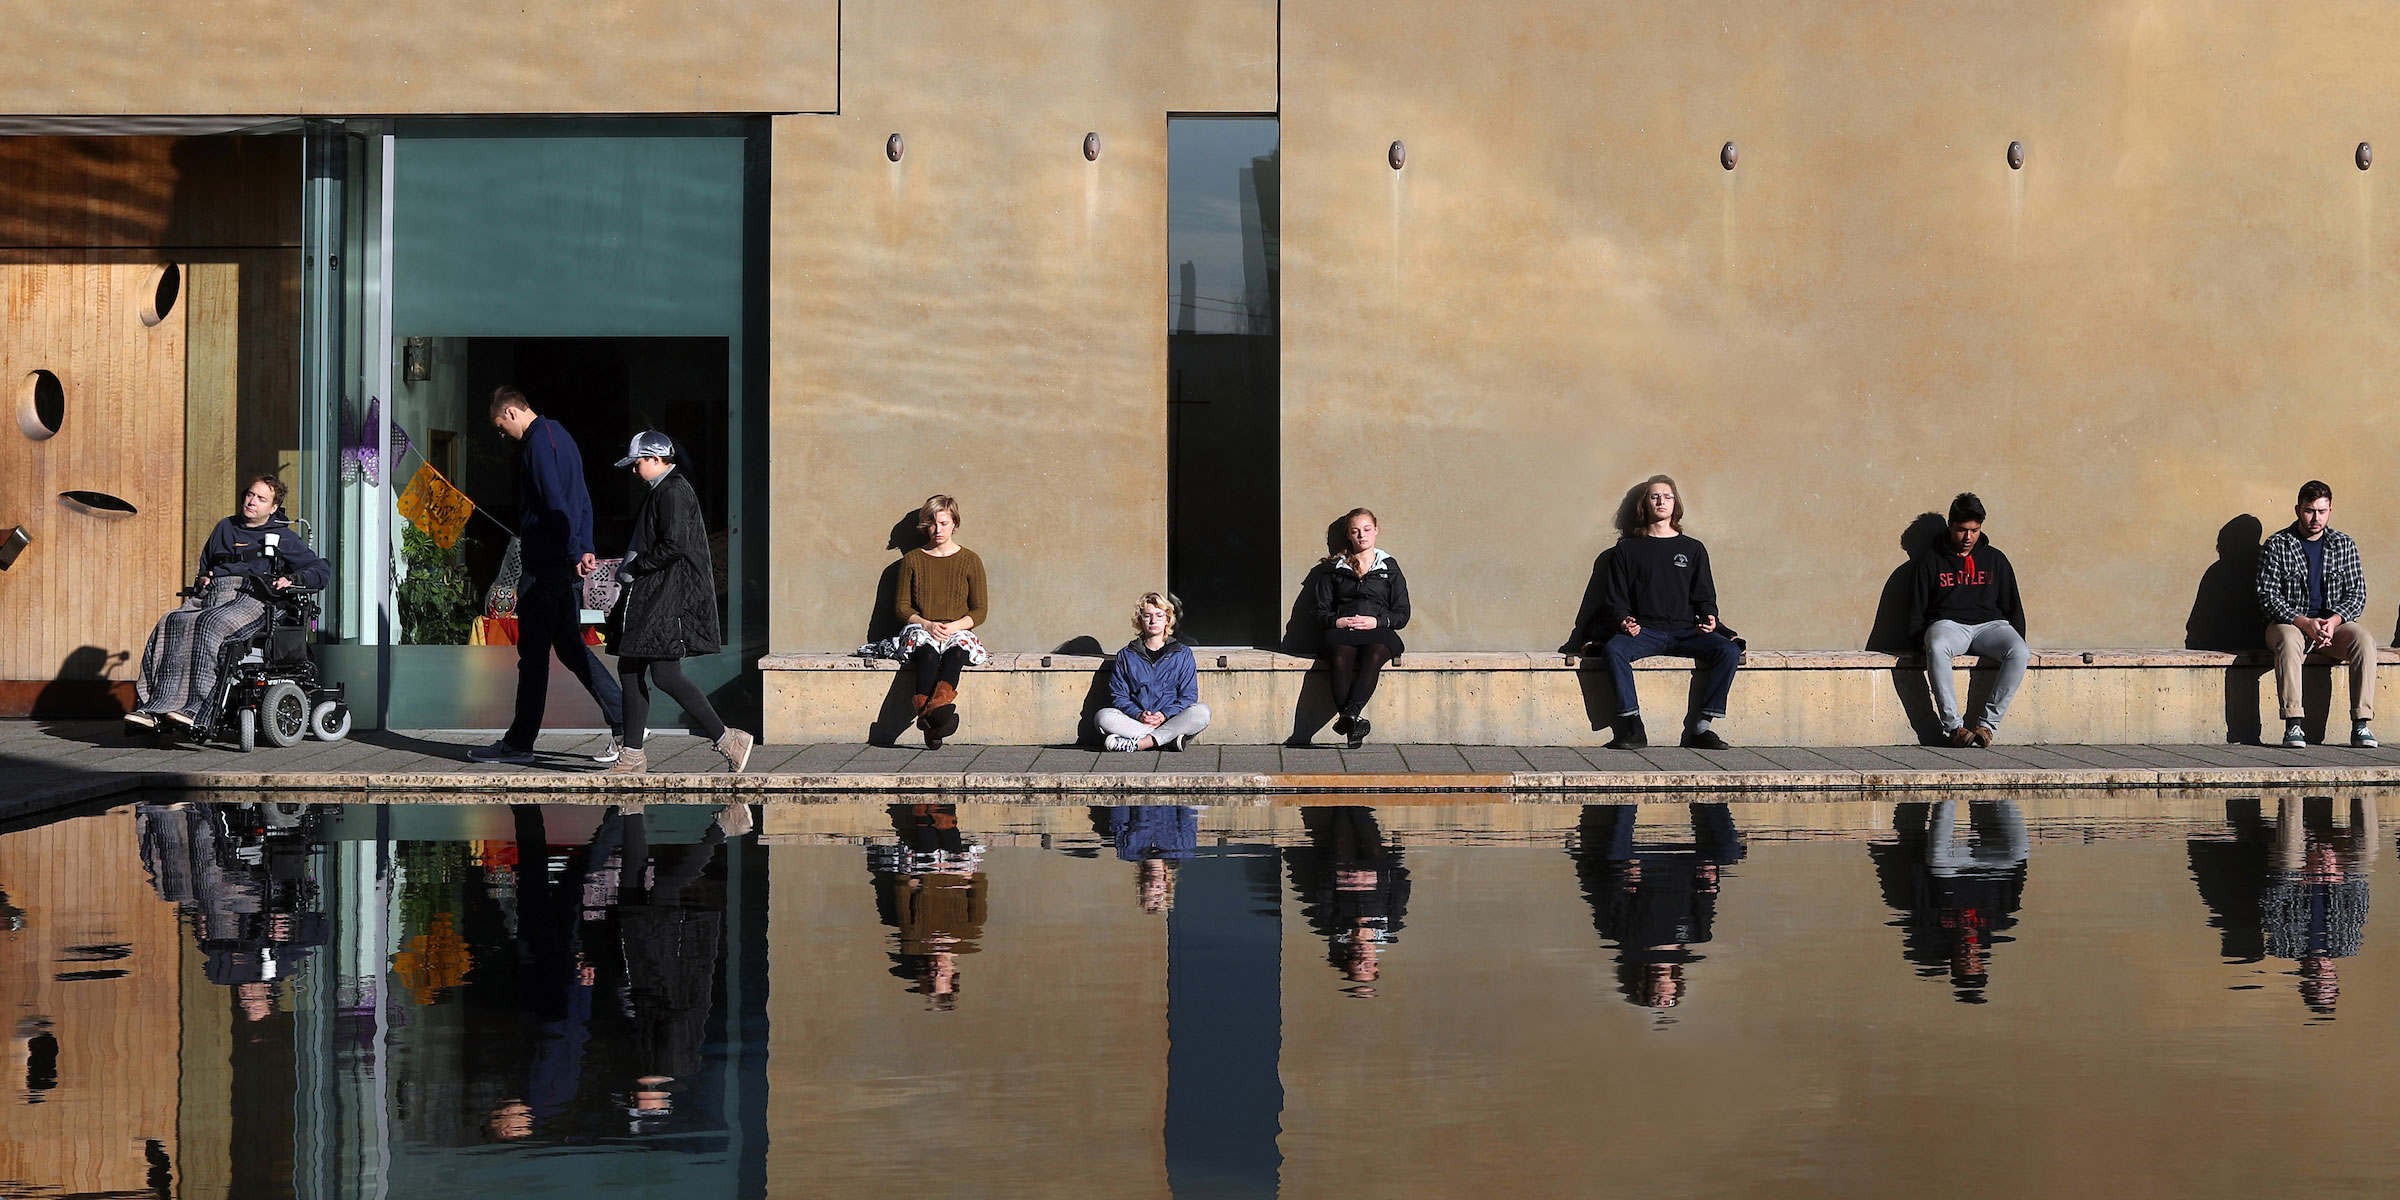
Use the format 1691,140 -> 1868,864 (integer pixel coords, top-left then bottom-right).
1605,717 -> 1648,750
1346,717 -> 1371,750
1682,728 -> 1729,751
1331,713 -> 1355,736
469,740 -> 537,765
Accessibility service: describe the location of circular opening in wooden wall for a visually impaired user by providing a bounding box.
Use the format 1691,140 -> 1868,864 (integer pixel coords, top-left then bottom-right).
18,370 -> 63,440
139,263 -> 182,327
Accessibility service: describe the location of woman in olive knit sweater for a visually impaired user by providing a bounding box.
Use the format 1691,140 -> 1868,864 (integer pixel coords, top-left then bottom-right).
892,494 -> 989,748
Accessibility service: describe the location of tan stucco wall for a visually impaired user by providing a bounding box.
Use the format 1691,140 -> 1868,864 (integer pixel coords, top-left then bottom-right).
1279,1 -> 2400,652
769,1 -> 1277,655
0,0 -> 835,115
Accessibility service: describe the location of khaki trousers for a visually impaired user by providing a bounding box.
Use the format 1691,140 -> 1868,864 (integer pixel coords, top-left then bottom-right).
2266,621 -> 2378,721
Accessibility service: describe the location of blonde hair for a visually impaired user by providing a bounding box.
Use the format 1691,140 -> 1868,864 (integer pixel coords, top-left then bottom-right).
1132,591 -> 1183,634
916,493 -> 962,532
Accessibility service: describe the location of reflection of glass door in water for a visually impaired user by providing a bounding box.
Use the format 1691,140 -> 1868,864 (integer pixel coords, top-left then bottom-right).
1167,117 -> 1279,647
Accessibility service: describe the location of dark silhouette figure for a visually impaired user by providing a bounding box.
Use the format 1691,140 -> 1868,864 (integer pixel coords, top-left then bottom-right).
2187,796 -> 2377,1017
2186,515 -> 2268,742
870,804 -> 988,1010
1865,514 -> 1952,653
1868,800 -> 2029,1003
31,645 -> 131,719
1284,807 -> 1411,995
1570,804 -> 1744,1010
865,511 -> 936,744
494,804 -> 625,1137
1279,516 -> 1351,657
616,805 -> 735,1126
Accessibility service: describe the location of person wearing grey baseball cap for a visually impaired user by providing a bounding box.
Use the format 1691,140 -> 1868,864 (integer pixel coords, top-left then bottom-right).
601,430 -> 755,773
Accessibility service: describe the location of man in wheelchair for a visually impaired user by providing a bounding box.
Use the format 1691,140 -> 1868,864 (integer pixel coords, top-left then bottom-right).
127,474 -> 343,748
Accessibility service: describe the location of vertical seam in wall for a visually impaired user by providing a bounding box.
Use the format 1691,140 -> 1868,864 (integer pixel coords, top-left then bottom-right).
1275,0 -> 1283,114
835,0 -> 844,116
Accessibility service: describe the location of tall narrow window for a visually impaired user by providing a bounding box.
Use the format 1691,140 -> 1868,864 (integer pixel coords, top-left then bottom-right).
1167,117 -> 1279,647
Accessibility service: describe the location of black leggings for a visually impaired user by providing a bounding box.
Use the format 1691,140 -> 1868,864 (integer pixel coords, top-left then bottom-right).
1329,643 -> 1394,717
910,646 -> 969,699
618,657 -> 728,750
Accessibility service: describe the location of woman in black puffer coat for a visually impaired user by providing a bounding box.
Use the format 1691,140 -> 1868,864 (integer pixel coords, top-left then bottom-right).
604,430 -> 754,774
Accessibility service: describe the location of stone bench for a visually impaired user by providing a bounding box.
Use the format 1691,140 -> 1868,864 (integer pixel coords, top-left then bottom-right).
758,647 -> 2400,748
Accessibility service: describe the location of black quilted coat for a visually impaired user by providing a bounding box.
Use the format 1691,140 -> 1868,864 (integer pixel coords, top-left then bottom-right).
613,469 -> 722,659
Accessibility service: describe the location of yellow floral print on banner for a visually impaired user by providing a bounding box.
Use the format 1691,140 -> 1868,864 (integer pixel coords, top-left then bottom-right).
396,462 -> 475,549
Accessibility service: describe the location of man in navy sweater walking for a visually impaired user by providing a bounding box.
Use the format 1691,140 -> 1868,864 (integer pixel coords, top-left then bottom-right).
471,387 -> 627,765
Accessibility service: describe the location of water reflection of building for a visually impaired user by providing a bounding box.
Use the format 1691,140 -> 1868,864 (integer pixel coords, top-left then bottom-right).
1,807 -> 184,1196
1570,804 -> 1744,1010
871,804 -> 989,1009
2188,796 -> 2377,1017
1868,800 -> 2029,1004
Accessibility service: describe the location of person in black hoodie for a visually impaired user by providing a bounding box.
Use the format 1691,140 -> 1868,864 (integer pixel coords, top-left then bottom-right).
1906,492 -> 2029,748
1311,507 -> 1411,748
129,474 -> 331,733
1599,475 -> 1740,750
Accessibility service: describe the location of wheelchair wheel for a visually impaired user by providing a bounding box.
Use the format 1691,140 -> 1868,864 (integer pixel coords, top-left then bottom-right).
260,681 -> 309,748
310,700 -> 352,742
237,707 -> 258,752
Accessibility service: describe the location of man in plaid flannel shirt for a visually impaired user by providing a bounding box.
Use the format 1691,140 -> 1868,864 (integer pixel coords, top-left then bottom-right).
2255,480 -> 2377,748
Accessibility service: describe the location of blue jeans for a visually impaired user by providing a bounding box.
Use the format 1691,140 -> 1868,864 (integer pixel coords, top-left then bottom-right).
503,572 -> 625,749
1602,628 -> 1739,721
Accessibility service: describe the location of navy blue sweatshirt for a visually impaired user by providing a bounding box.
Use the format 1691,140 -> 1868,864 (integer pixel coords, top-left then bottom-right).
200,512 -> 330,590
516,416 -> 596,574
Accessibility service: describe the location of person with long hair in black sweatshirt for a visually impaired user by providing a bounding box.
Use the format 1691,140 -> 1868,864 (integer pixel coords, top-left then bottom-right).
1600,475 -> 1739,750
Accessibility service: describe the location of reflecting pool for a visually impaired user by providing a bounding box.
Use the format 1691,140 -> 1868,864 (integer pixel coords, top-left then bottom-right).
5,794 -> 2400,1198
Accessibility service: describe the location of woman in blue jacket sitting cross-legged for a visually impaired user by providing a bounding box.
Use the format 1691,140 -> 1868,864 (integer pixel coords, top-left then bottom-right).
1096,592 -> 1212,752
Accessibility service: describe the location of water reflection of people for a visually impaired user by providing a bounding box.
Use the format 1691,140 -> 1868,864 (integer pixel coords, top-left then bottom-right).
489,804 -> 623,1140
137,802 -> 329,1019
617,802 -> 744,1127
1868,800 -> 2028,1003
871,804 -> 988,1009
2188,796 -> 2377,1016
1285,807 -> 1410,996
1109,805 -> 1198,914
1570,804 -> 1744,1010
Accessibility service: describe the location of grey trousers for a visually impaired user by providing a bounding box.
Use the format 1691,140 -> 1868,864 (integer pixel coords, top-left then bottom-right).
1095,703 -> 1213,746
1924,619 -> 2030,733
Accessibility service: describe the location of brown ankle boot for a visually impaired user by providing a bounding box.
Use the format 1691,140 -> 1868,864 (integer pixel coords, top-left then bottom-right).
927,681 -> 957,712
716,728 -> 755,772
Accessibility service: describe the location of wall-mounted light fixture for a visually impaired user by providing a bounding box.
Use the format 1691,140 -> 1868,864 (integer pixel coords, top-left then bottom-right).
1720,141 -> 1739,170
2007,141 -> 2025,170
886,133 -> 906,163
1084,132 -> 1102,161
403,336 -> 433,383
0,525 -> 26,570
2360,142 -> 2374,171
1388,140 -> 1406,170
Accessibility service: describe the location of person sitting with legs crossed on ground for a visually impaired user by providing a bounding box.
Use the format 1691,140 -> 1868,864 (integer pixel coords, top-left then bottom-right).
1906,491 -> 2031,748
1097,591 -> 1212,752
2255,479 -> 2376,748
1601,474 -> 1740,750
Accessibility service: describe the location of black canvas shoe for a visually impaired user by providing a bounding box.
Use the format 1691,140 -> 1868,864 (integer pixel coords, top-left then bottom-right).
1332,713 -> 1355,736
1681,728 -> 1729,751
1346,716 -> 1372,750
1606,716 -> 1648,750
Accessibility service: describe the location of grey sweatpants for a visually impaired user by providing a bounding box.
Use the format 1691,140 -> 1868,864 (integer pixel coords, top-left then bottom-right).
1095,703 -> 1213,747
1924,619 -> 2030,733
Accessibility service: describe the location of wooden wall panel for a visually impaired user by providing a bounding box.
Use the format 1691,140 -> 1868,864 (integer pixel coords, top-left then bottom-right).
0,136 -> 299,251
183,252 -> 299,568
0,258 -> 189,684
0,809 -> 183,1195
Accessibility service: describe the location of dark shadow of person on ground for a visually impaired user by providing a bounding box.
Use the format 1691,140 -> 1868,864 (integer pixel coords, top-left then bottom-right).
1863,513 -> 1959,743
1281,516 -> 1351,745
2186,514 -> 2267,743
864,512 -> 932,745
30,646 -> 131,728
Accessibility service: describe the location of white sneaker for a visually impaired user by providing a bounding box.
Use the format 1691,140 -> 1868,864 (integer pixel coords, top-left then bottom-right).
1103,734 -> 1138,752
593,734 -> 624,764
